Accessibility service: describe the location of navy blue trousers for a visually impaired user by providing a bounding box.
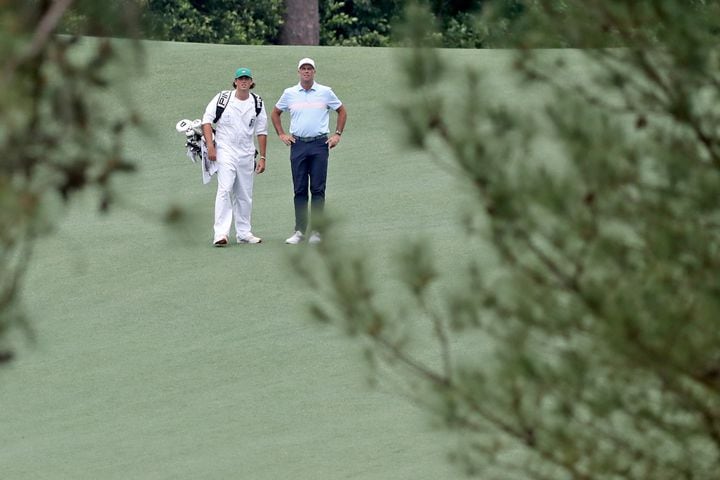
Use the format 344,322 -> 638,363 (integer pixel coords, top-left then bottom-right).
290,138 -> 329,233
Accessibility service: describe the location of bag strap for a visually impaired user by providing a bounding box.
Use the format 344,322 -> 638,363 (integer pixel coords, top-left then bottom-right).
251,92 -> 263,116
213,90 -> 232,124
213,91 -> 262,124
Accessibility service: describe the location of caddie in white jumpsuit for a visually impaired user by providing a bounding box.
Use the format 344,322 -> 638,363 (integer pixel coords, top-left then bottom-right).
202,67 -> 268,246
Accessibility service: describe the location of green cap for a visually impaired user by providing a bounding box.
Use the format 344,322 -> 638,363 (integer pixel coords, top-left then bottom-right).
235,67 -> 253,78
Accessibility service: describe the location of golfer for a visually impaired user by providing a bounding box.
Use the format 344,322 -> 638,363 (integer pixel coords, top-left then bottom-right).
271,57 -> 347,245
202,67 -> 267,246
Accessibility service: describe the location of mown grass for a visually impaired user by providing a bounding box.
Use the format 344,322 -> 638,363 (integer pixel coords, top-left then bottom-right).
1,40 -> 509,479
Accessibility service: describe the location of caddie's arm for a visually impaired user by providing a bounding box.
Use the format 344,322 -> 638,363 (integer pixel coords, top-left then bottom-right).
202,123 -> 216,161
256,134 -> 267,174
271,107 -> 294,146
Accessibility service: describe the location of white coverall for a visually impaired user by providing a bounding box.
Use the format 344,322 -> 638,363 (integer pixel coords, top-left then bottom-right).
202,92 -> 268,242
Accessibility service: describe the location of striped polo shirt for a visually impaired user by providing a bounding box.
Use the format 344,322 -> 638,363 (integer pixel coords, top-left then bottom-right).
275,82 -> 342,138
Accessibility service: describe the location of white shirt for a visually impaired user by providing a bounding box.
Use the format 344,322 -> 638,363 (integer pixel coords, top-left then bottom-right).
202,91 -> 268,157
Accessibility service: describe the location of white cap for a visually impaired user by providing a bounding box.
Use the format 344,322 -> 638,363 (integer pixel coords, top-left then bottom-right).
297,57 -> 316,69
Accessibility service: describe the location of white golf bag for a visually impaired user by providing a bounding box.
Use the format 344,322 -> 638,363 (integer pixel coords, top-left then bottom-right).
175,118 -> 217,184
175,118 -> 204,163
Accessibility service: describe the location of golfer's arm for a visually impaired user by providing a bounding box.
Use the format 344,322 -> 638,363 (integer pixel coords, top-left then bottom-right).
335,105 -> 347,134
270,107 -> 285,136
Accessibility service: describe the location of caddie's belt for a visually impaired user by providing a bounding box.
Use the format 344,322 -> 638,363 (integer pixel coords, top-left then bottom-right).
295,134 -> 327,142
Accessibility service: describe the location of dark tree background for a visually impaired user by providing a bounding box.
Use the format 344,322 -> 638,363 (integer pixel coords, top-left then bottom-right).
281,0 -> 320,45
137,0 -> 499,47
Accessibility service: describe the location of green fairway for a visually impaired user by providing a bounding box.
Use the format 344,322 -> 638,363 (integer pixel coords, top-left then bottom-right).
1,41 -> 507,479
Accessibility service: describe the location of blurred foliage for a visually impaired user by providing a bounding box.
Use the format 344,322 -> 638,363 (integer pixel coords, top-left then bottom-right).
1,0 -> 143,362
294,0 -> 720,478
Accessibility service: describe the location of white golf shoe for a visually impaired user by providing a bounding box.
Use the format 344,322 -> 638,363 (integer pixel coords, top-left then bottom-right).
285,231 -> 305,244
237,233 -> 262,244
308,231 -> 322,244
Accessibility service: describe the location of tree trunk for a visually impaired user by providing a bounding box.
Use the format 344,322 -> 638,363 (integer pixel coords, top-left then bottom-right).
280,0 -> 319,45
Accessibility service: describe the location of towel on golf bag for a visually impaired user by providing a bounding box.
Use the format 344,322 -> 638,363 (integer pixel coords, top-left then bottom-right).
186,141 -> 218,185
200,142 -> 218,185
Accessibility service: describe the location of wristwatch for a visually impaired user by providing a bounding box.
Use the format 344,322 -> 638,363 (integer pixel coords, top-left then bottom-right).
335,130 -> 343,136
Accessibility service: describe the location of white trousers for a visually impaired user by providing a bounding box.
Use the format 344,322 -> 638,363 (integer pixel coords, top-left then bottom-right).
213,147 -> 255,242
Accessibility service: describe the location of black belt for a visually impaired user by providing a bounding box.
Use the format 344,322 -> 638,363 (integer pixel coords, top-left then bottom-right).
294,134 -> 327,142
